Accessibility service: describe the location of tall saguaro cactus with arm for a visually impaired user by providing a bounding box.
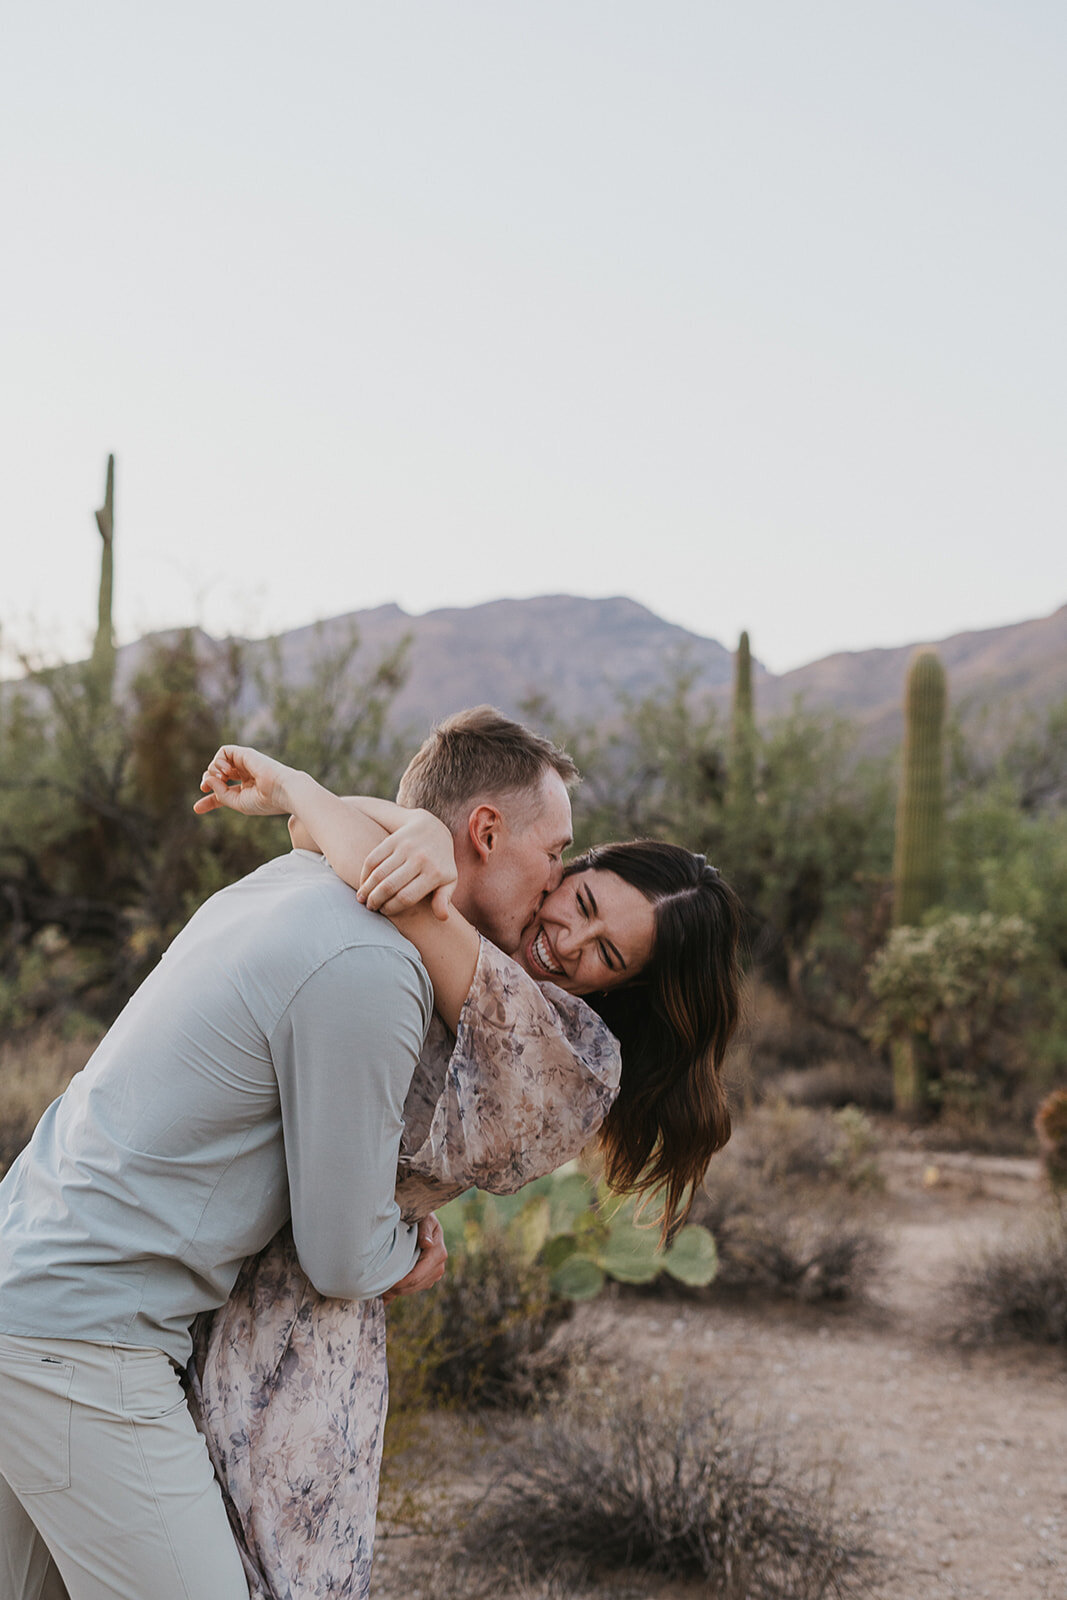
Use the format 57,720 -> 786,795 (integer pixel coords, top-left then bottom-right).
91,454 -> 116,701
890,648 -> 947,1110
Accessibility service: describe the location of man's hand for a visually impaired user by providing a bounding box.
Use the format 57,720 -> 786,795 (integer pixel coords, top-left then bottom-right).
382,1213 -> 447,1305
357,811 -> 457,922
194,746 -> 298,818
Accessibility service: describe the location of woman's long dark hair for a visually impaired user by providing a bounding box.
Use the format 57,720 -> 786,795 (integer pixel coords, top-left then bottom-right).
569,841 -> 745,1240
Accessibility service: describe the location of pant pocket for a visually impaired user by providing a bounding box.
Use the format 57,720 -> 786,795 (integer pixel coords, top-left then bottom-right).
0,1348 -> 74,1493
116,1346 -> 189,1421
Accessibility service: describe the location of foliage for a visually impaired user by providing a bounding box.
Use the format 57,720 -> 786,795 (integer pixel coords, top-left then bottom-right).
386,1223 -> 575,1418
387,1168 -> 717,1426
452,1388 -> 878,1598
0,623 -> 410,1025
1034,1089 -> 1067,1193
948,1206 -> 1067,1347
439,1167 -> 718,1302
694,1181 -> 885,1303
866,914 -> 1038,1117
730,1102 -> 884,1193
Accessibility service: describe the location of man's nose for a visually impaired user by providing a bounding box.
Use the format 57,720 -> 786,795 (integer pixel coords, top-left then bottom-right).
546,860 -> 564,892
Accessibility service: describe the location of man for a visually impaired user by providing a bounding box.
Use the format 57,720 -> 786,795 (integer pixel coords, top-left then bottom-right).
0,706 -> 577,1600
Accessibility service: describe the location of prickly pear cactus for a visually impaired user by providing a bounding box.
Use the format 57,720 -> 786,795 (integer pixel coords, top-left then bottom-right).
438,1166 -> 718,1304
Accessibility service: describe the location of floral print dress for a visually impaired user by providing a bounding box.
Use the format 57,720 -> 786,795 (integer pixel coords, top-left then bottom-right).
188,937 -> 621,1600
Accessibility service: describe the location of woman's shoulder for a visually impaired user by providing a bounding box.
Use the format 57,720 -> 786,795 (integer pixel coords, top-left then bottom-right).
397,937 -> 621,1205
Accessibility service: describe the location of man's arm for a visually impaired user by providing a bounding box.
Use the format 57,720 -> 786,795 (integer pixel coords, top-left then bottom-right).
270,943 -> 432,1300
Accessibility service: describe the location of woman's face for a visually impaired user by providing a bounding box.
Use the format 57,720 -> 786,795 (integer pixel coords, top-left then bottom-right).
516,868 -> 656,995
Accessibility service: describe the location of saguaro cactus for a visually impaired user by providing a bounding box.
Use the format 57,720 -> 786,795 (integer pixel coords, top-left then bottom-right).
91,454 -> 116,699
729,629 -> 756,812
892,648 -> 947,928
890,648 -> 947,1111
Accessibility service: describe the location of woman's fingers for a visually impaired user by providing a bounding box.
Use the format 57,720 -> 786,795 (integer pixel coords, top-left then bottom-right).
192,745 -> 293,818
360,857 -> 423,912
382,1213 -> 447,1304
357,837 -> 394,889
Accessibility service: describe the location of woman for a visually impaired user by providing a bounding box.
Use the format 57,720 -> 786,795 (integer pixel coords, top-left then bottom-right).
192,746 -> 744,1599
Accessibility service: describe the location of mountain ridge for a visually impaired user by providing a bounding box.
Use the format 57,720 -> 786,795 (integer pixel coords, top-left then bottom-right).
73,594 -> 1067,752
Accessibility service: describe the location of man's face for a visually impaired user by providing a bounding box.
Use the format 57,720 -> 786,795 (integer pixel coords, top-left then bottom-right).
461,770 -> 573,955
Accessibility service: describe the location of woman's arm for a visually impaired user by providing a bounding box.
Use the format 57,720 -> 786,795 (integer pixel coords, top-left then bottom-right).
197,747 -> 480,1031
281,771 -> 481,1030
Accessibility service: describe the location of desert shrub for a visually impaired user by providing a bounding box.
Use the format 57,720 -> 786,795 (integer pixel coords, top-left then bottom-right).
387,1168 -> 718,1422
766,1059 -> 895,1114
867,912 -> 1040,1122
948,1207 -> 1067,1347
386,1224 -> 575,1417
742,982 -> 892,1111
0,624 -> 411,1026
453,1390 -> 877,1599
687,1107 -> 886,1302
696,1185 -> 885,1303
730,1102 -> 883,1192
1035,1089 -> 1067,1192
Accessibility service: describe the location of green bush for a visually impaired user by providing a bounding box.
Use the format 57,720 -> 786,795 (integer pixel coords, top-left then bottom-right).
0,624 -> 411,1026
867,913 -> 1038,1118
386,1224 -> 574,1416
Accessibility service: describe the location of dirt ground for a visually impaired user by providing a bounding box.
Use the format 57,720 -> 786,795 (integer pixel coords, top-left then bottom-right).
373,1150 -> 1066,1600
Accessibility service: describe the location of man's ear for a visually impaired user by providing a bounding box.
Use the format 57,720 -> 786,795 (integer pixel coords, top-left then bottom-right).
467,803 -> 502,864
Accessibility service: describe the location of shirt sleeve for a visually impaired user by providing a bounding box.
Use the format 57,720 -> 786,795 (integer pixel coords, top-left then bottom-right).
396,936 -> 622,1206
270,941 -> 432,1299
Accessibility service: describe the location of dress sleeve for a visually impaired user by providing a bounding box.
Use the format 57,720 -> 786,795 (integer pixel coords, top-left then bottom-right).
396,936 -> 621,1210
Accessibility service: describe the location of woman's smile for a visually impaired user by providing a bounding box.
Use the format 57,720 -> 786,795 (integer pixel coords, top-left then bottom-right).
529,928 -> 564,976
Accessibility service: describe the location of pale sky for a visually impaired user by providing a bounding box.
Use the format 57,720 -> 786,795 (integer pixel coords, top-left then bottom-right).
2,1 -> 1064,676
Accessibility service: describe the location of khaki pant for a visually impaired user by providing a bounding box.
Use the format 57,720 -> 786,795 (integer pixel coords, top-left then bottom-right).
0,1334 -> 249,1600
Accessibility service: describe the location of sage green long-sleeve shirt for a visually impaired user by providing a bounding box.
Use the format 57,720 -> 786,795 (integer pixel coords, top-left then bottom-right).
0,852 -> 431,1365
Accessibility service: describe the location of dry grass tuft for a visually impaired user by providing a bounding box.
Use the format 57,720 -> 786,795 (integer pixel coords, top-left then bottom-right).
948,1205 -> 1067,1347
451,1390 -> 877,1599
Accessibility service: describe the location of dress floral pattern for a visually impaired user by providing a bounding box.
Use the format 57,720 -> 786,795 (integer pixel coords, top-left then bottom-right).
188,937 -> 621,1599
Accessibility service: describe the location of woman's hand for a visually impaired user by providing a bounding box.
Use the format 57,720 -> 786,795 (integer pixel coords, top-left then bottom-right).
194,746 -> 298,818
357,810 -> 457,922
382,1212 -> 447,1305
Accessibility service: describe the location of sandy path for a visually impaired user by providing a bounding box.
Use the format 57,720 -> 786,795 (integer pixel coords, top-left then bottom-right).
376,1152 -> 1066,1599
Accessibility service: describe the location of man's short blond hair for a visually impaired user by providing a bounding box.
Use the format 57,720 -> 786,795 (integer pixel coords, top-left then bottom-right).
397,706 -> 579,830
